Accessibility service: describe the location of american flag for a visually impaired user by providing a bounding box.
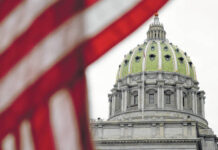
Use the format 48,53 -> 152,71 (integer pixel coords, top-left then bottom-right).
0,0 -> 167,149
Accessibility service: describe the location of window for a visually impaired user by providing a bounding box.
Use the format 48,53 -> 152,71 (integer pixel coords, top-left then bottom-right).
149,94 -> 154,104
151,46 -> 155,50
135,56 -> 141,62
164,46 -> 168,51
138,47 -> 143,51
178,57 -> 184,63
165,94 -> 171,104
130,92 -> 138,107
133,95 -> 138,105
124,59 -> 129,66
149,54 -> 156,61
129,51 -> 133,55
183,93 -> 187,107
165,55 -> 171,61
184,52 -> 187,56
176,48 -> 179,52
189,61 -> 192,67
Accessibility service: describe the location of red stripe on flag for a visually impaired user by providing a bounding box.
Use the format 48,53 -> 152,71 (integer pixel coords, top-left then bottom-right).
0,0 -> 97,80
30,104 -> 55,150
0,0 -> 23,23
14,129 -> 20,150
83,0 -> 168,66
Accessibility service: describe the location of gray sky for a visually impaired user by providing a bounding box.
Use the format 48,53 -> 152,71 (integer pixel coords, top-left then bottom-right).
86,0 -> 218,135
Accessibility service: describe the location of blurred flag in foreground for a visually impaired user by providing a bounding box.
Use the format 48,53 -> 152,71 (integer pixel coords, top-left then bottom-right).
0,0 -> 168,150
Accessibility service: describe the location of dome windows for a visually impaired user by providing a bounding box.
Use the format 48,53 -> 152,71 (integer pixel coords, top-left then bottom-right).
164,46 -> 168,51
129,51 -> 133,55
164,55 -> 171,61
124,59 -> 129,66
175,48 -> 179,53
151,46 -> 155,50
189,61 -> 193,67
178,57 -> 184,63
135,56 -> 141,62
138,47 -> 143,51
149,54 -> 156,61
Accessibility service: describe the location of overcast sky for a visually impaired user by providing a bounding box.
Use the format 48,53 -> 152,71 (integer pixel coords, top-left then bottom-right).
86,0 -> 218,135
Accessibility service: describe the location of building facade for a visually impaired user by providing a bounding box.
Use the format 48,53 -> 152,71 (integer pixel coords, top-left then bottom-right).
91,14 -> 218,150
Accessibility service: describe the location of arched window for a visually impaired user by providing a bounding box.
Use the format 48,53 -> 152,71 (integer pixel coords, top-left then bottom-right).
124,59 -> 129,66
183,92 -> 187,108
164,55 -> 171,61
128,91 -> 138,108
189,61 -> 193,67
178,57 -> 184,63
115,93 -> 122,112
165,94 -> 170,104
145,89 -> 157,108
135,56 -> 141,62
149,54 -> 156,61
149,93 -> 154,104
138,47 -> 143,51
133,95 -> 138,105
164,46 -> 168,51
164,90 -> 172,104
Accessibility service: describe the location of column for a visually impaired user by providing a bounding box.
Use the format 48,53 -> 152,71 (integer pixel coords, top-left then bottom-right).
121,85 -> 128,112
157,80 -> 164,109
176,84 -> 182,110
141,79 -> 145,112
111,94 -> 116,116
180,89 -> 184,111
108,94 -> 112,117
137,83 -> 142,110
201,97 -> 205,118
200,91 -> 205,118
192,89 -> 197,114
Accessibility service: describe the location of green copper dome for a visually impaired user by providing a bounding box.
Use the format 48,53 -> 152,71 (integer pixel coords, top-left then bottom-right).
116,14 -> 197,81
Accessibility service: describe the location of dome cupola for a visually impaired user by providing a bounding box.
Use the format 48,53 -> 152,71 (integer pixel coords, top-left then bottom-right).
147,13 -> 166,41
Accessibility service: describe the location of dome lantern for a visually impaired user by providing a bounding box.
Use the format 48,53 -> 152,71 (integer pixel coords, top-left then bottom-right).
147,13 -> 166,41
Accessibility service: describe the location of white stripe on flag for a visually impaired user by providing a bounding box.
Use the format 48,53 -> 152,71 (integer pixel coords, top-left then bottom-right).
49,89 -> 81,150
20,120 -> 35,150
0,0 -> 57,54
2,134 -> 16,150
0,0 -> 141,113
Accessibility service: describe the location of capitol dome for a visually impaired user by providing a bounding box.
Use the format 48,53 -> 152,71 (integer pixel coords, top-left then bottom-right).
92,13 -> 218,150
117,14 -> 197,81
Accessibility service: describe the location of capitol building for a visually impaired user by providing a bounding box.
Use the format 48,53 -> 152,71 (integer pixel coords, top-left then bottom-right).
91,14 -> 218,150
